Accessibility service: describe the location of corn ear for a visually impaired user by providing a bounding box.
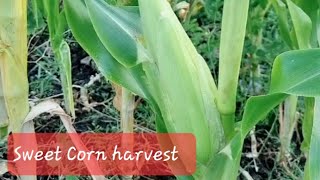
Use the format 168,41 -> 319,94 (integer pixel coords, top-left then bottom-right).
0,0 -> 29,133
138,0 -> 224,165
67,0 -> 225,168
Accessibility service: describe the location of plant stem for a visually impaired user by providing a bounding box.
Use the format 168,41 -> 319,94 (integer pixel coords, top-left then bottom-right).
120,87 -> 134,179
0,1 -> 34,179
121,88 -> 135,133
279,96 -> 298,164
0,0 -> 29,133
301,97 -> 314,154
217,0 -> 250,141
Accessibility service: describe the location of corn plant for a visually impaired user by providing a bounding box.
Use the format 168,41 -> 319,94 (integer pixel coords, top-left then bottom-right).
271,0 -> 311,167
63,0 -> 320,179
1,0 -> 320,179
272,1 -> 320,177
29,0 -> 76,118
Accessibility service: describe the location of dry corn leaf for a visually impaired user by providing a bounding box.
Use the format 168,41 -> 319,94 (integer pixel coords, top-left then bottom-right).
22,100 -> 105,180
112,83 -> 122,111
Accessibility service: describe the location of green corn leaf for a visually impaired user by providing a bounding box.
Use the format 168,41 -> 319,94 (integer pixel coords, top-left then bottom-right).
286,0 -> 312,49
42,0 -> 60,43
28,0 -> 45,34
31,0 -> 45,17
58,41 -> 75,118
120,6 -> 140,14
56,12 -> 75,117
85,0 -> 147,68
294,0 -> 319,47
271,0 -> 294,49
305,97 -> 320,180
241,93 -> 288,136
290,29 -> 299,50
296,0 -> 319,9
203,49 -> 320,179
201,133 -> 242,180
64,0 -> 167,133
57,10 -> 68,37
273,0 -> 313,166
317,10 -> 320,46
64,0 -> 148,98
270,49 -> 320,96
64,0 -> 169,133
294,0 -> 319,18
42,0 -> 76,117
201,94 -> 283,179
31,0 -> 42,27
202,94 -> 285,180
117,0 -> 138,6
301,97 -> 314,153
242,49 -> 320,179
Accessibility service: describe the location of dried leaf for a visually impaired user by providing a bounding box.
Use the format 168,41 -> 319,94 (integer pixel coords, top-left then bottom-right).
112,83 -> 122,111
22,100 -> 105,180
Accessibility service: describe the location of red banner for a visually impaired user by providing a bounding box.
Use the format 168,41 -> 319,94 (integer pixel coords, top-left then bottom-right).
7,133 -> 196,176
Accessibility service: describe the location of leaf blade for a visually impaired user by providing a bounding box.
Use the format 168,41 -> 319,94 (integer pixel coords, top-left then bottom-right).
64,0 -> 148,98
85,0 -> 144,68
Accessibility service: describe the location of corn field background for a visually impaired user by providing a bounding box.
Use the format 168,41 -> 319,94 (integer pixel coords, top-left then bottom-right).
1,0 -> 320,179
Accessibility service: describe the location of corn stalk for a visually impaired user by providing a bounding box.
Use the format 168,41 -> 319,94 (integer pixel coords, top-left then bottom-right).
0,1 -> 36,179
0,0 -> 29,134
121,87 -> 135,180
120,88 -> 135,133
217,0 -> 249,140
272,0 -> 314,168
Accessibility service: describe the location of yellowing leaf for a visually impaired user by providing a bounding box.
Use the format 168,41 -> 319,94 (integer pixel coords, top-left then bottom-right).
0,0 -> 29,133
